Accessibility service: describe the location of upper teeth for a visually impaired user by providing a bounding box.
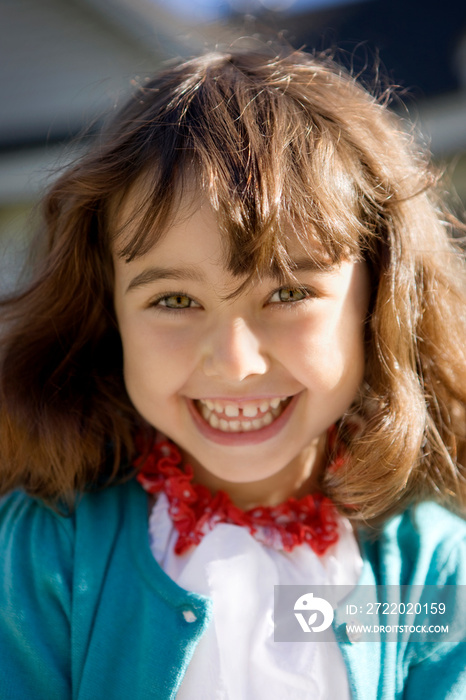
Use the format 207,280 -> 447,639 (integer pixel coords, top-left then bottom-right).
199,397 -> 286,417
196,396 -> 290,433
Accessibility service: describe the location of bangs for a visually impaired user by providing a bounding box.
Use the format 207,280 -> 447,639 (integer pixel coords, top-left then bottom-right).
109,52 -> 377,283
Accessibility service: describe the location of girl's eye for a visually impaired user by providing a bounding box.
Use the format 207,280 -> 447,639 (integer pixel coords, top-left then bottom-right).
153,294 -> 199,310
269,287 -> 311,303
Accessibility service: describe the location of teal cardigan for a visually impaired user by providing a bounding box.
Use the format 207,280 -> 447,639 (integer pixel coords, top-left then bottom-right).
0,481 -> 465,699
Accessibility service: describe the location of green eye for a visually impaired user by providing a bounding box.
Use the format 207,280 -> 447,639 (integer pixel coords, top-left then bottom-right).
160,294 -> 192,309
273,287 -> 308,303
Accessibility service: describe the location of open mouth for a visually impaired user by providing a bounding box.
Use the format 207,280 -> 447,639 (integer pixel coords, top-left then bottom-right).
194,396 -> 292,433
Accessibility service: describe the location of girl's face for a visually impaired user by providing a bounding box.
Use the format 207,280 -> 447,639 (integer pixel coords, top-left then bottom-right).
113,191 -> 370,507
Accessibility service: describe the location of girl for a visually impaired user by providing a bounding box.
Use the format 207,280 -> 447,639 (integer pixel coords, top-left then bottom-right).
0,46 -> 465,699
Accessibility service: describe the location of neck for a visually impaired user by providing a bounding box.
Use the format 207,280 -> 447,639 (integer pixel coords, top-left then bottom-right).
180,436 -> 327,511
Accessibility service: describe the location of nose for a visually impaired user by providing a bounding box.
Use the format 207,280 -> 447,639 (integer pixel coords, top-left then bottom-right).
202,316 -> 269,382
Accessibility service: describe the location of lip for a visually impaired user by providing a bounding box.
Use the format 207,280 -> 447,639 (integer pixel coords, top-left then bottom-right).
186,392 -> 301,446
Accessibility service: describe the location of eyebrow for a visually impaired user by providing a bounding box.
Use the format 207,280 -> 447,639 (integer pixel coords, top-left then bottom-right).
126,265 -> 206,293
287,257 -> 335,274
125,257 -> 335,293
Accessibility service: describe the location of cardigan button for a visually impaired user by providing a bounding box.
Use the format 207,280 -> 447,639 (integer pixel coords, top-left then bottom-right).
346,620 -> 362,643
182,609 -> 197,623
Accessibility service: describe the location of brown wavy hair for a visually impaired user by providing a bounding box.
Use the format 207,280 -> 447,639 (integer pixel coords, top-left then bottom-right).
1,46 -> 465,520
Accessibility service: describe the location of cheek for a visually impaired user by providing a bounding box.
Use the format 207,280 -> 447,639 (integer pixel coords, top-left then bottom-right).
273,310 -> 366,392
271,314 -> 339,373
119,317 -> 197,398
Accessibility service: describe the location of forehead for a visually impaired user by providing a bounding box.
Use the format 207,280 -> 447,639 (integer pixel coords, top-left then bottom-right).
111,180 -> 337,278
110,173 -> 191,250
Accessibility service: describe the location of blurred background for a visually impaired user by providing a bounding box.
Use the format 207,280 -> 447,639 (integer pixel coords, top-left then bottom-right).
1,0 -> 466,291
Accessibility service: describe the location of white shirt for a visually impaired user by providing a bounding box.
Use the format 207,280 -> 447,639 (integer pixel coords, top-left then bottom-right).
149,492 -> 362,700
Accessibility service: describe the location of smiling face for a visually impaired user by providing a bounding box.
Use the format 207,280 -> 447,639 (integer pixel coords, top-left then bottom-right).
113,191 -> 370,507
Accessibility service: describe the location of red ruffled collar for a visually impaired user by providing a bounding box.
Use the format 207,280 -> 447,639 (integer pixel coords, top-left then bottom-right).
135,437 -> 340,556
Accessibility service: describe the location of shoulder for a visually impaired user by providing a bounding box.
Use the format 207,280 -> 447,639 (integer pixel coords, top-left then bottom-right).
359,501 -> 466,586
388,501 -> 466,548
0,484 -> 144,674
393,501 -> 466,577
398,500 -> 466,534
0,490 -> 74,563
0,482 -> 143,576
